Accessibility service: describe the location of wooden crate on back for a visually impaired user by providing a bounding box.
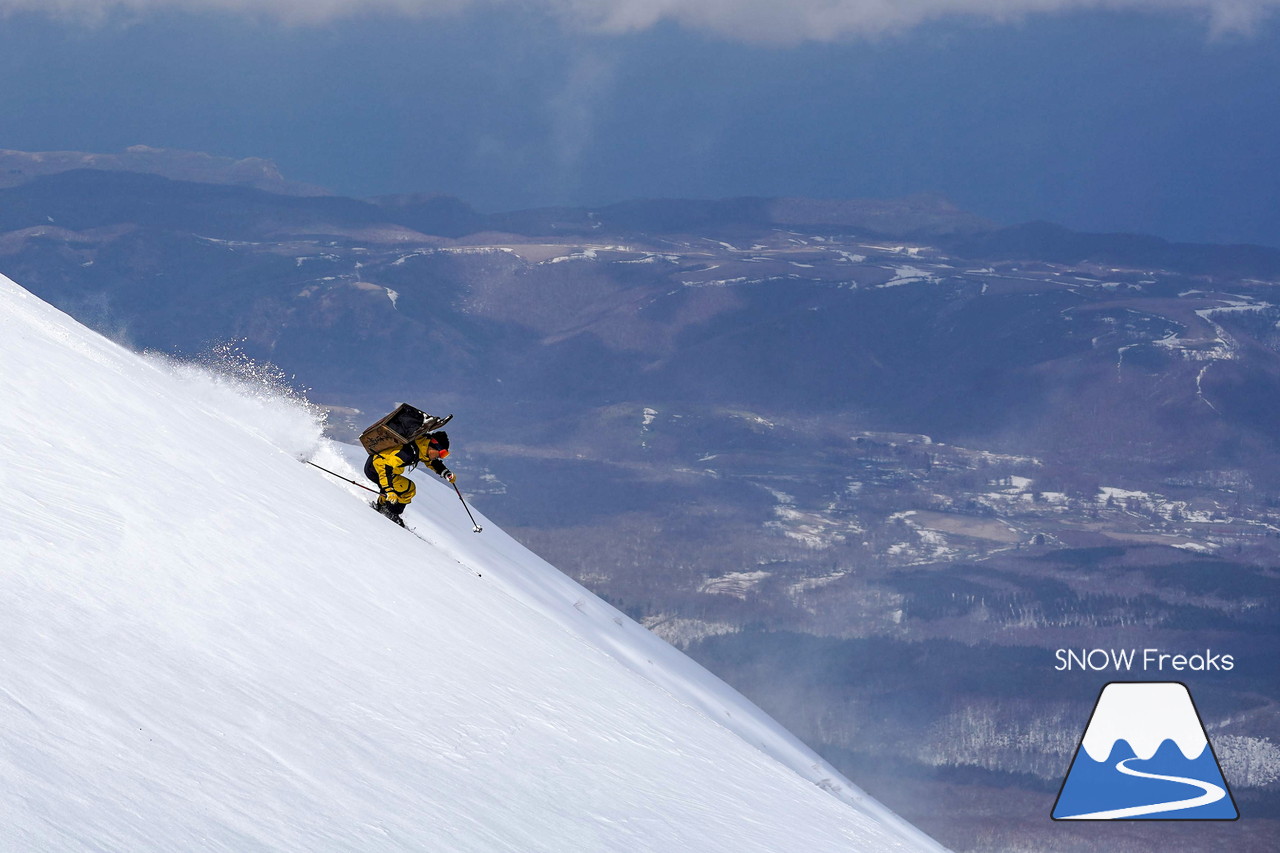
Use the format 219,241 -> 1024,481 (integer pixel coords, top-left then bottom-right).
358,404 -> 452,454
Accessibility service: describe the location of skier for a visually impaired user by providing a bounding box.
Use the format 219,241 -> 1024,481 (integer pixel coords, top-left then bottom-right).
364,430 -> 455,526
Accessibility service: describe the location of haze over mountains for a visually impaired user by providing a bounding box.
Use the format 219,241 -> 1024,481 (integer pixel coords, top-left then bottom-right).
3,148 -> 1278,851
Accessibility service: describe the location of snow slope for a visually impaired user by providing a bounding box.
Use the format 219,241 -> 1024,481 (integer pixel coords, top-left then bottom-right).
0,274 -> 946,852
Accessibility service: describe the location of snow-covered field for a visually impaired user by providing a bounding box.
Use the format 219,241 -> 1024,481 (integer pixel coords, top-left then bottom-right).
0,274 -> 946,852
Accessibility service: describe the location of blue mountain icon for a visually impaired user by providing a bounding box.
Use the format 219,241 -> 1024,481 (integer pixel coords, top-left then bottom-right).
1053,682 -> 1238,820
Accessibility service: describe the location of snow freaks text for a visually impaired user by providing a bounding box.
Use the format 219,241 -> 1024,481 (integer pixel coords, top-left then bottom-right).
1054,648 -> 1235,672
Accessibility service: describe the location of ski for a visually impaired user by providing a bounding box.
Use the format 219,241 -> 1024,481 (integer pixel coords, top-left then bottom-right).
420,413 -> 453,433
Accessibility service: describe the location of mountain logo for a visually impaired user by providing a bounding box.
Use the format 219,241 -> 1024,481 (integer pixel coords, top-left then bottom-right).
1052,681 -> 1238,820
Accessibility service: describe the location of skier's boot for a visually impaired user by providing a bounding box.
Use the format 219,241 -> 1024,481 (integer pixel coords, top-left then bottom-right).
372,498 -> 407,527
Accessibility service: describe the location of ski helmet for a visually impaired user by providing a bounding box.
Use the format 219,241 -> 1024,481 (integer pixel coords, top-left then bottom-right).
428,431 -> 450,457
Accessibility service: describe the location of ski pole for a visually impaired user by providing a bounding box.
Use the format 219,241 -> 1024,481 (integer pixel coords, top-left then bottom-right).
303,459 -> 379,494
451,480 -> 483,533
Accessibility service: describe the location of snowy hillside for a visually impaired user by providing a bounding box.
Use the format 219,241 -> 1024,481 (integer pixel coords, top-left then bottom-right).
0,274 -> 946,852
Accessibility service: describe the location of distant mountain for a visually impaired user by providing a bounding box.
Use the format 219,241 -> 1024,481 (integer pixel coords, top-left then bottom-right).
468,194 -> 994,240
0,145 -> 330,196
0,169 -> 400,239
950,219 -> 1280,279
368,192 -> 491,238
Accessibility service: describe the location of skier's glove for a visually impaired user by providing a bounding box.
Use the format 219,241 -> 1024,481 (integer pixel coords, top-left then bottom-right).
441,468 -> 456,483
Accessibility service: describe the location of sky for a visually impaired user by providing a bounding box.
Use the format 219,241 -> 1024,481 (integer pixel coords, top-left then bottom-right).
0,269 -> 947,850
0,1 -> 1278,246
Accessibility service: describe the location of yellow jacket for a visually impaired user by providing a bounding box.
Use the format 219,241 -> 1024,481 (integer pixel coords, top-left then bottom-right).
367,436 -> 452,503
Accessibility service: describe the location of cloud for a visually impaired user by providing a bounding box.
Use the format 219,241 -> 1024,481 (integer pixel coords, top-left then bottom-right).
0,0 -> 465,26
570,0 -> 1280,42
2,0 -> 1277,40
